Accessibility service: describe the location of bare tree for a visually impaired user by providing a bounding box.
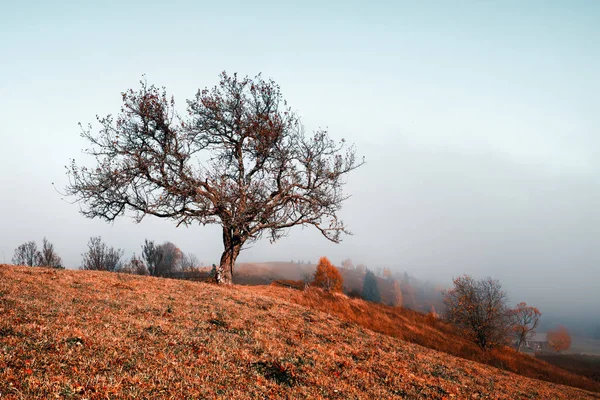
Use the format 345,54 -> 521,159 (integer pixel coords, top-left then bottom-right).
141,239 -> 162,277
120,255 -> 147,275
180,252 -> 200,272
512,302 -> 541,352
12,241 -> 39,266
442,275 -> 512,350
37,238 -> 63,268
66,72 -> 363,284
81,236 -> 123,272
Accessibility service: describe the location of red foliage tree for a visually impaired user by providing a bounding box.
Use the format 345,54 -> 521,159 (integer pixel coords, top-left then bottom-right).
547,325 -> 572,353
312,257 -> 343,292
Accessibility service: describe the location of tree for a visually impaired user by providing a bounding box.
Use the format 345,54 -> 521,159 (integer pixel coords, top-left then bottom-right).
382,267 -> 392,280
355,264 -> 366,274
121,255 -> 147,275
512,302 -> 541,352
155,242 -> 183,277
547,325 -> 572,353
311,256 -> 343,292
12,241 -> 39,266
391,280 -> 403,307
362,269 -> 381,303
37,238 -> 63,268
81,236 -> 123,272
180,252 -> 201,272
66,72 -> 363,285
141,240 -> 183,277
341,258 -> 354,270
442,275 -> 512,350
141,239 -> 162,277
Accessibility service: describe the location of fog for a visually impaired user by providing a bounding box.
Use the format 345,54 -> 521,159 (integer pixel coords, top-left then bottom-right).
1,1 -> 598,336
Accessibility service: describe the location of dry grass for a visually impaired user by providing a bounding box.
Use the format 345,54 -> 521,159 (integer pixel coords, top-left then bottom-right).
1,265 -> 599,399
254,284 -> 600,394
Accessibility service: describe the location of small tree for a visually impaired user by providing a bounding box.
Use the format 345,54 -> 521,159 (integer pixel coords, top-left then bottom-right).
37,238 -> 63,268
120,255 -> 147,275
512,302 -> 541,352
180,253 -> 200,272
341,258 -> 354,270
66,72 -> 363,285
355,264 -> 366,274
141,239 -> 162,277
442,275 -> 512,350
382,267 -> 392,280
391,280 -> 403,307
12,241 -> 40,267
155,242 -> 183,277
312,256 -> 343,292
547,325 -> 572,353
81,236 -> 123,272
362,269 -> 381,303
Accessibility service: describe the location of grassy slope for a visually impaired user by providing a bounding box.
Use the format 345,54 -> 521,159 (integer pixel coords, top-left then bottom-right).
1,265 -> 598,399
255,284 -> 600,393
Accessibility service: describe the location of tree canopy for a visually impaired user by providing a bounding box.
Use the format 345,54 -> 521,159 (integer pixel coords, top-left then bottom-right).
66,72 -> 363,284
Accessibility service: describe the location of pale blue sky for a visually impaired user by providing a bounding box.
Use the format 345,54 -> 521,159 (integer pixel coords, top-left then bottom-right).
1,1 -> 599,328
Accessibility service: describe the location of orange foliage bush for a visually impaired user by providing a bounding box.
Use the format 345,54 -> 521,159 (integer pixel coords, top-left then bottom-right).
312,257 -> 343,292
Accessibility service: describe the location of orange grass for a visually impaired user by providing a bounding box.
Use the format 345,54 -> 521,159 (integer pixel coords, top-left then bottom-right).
253,284 -> 600,394
1,265 -> 599,399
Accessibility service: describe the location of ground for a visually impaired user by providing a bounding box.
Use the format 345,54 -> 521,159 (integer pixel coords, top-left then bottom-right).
1,265 -> 599,399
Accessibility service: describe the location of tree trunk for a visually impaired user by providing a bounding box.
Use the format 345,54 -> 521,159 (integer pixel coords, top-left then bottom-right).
215,227 -> 243,285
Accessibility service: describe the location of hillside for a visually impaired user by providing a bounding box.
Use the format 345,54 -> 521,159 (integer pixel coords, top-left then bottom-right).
1,265 -> 598,399
228,262 -> 444,312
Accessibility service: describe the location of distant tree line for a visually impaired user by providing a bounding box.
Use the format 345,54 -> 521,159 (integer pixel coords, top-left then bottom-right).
11,237 -> 203,278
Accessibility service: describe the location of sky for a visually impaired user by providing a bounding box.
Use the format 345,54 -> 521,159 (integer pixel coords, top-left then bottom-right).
1,1 -> 599,331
